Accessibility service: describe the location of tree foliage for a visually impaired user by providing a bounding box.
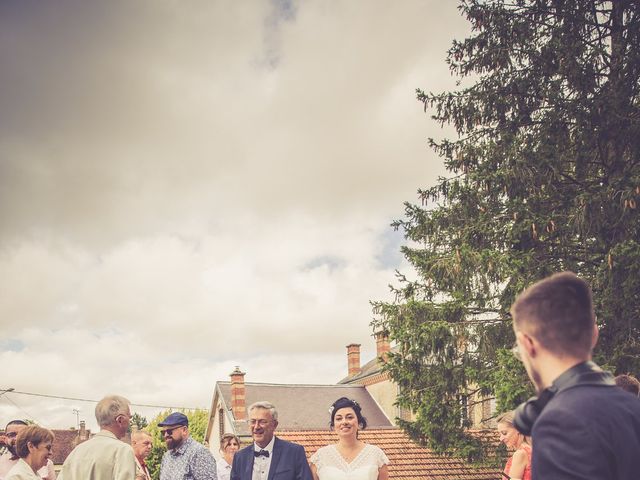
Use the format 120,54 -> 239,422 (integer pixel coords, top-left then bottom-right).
372,0 -> 640,461
130,412 -> 149,431
144,409 -> 210,480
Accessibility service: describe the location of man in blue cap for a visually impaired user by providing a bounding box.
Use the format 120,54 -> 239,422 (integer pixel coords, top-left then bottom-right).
159,412 -> 217,480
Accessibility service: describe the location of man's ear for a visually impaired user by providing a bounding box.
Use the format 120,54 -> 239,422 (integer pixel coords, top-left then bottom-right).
516,330 -> 536,358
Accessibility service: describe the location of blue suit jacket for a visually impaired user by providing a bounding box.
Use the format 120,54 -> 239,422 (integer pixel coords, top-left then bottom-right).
532,382 -> 640,479
230,437 -> 312,480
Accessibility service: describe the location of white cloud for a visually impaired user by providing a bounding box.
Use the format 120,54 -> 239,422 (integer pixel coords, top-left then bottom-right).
0,0 -> 469,428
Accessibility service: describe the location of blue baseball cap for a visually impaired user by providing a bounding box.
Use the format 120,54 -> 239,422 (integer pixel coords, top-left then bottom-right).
158,412 -> 189,427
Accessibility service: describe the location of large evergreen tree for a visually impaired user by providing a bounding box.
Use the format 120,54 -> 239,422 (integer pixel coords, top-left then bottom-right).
372,0 -> 640,461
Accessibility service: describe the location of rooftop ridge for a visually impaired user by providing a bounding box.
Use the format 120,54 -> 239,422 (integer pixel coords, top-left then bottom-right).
218,381 -> 368,388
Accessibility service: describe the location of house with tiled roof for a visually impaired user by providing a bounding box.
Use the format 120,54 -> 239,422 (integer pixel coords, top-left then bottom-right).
203,334 -> 501,480
205,368 -> 393,448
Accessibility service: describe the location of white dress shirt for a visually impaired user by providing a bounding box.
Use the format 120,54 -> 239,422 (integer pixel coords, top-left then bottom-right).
252,437 -> 275,480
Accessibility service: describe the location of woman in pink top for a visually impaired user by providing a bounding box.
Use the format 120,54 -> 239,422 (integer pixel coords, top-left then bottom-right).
496,411 -> 531,480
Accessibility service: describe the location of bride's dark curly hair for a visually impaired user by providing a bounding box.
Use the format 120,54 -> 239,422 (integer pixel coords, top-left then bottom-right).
329,397 -> 368,429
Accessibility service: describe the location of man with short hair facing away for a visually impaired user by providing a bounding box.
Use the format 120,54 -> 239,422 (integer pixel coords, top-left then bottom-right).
511,272 -> 640,480
158,412 -> 217,480
230,401 -> 312,480
58,395 -> 136,480
0,420 -> 55,480
131,430 -> 153,480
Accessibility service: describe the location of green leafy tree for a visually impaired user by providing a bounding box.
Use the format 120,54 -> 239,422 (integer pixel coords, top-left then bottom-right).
130,412 -> 149,431
372,0 -> 640,462
145,409 -> 210,480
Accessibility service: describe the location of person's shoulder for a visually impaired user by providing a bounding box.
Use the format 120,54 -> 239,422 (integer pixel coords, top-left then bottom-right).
234,444 -> 254,460
512,448 -> 528,463
310,444 -> 332,457
275,437 -> 302,448
275,437 -> 307,455
191,438 -> 211,452
363,443 -> 390,465
364,443 -> 383,453
550,383 -> 640,418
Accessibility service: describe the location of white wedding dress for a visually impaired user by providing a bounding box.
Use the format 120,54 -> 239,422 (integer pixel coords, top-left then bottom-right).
310,444 -> 389,480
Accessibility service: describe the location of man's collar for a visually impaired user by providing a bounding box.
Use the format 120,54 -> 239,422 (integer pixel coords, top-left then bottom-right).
254,435 -> 275,453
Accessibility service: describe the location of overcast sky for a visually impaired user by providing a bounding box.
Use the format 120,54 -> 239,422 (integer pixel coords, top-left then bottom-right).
0,0 -> 470,430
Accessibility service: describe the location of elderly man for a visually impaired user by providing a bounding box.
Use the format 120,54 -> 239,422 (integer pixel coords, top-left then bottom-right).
159,412 -> 217,480
0,420 -> 56,480
511,272 -> 640,480
230,401 -> 312,480
58,395 -> 136,480
131,430 -> 153,480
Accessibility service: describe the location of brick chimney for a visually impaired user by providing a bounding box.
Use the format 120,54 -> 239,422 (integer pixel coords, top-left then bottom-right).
375,331 -> 391,362
230,366 -> 247,421
79,420 -> 89,441
346,343 -> 362,377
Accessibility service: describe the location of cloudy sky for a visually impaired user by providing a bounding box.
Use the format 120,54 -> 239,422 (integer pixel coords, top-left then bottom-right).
0,0 -> 469,430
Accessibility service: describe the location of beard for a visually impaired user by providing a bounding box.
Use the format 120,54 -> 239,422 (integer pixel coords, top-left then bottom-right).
5,443 -> 18,458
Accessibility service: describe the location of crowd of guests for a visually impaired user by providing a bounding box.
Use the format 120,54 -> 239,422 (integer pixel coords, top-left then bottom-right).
0,396 -> 388,480
1,271 -> 640,480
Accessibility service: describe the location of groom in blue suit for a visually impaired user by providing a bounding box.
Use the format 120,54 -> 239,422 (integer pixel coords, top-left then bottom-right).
230,401 -> 312,480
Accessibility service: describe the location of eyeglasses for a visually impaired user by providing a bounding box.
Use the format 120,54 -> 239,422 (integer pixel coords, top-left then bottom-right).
248,419 -> 271,427
162,426 -> 185,436
5,432 -> 18,438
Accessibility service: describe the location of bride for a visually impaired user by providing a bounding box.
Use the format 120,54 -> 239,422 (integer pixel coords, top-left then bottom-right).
310,397 -> 389,480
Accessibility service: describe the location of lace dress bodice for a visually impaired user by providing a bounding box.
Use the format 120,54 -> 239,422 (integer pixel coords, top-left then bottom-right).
310,444 -> 389,480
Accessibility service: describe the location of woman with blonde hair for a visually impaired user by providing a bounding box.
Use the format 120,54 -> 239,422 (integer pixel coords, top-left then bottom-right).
217,433 -> 240,480
5,425 -> 55,480
496,411 -> 531,480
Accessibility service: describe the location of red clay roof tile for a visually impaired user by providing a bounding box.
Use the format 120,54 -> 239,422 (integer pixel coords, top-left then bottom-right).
276,429 -> 501,480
